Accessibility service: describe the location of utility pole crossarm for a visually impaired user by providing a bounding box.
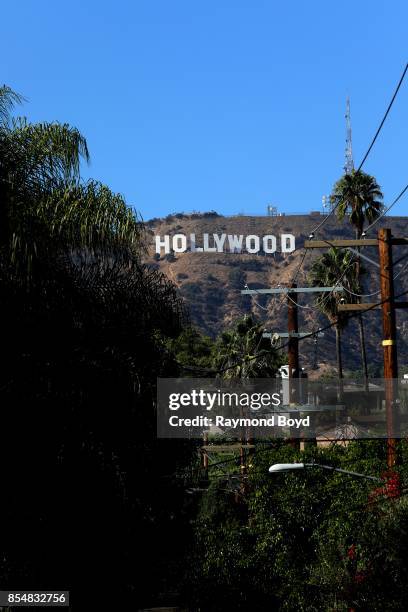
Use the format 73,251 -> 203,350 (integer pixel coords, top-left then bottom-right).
338,302 -> 408,312
263,332 -> 324,338
304,238 -> 408,248
391,238 -> 408,245
241,286 -> 343,295
304,239 -> 378,248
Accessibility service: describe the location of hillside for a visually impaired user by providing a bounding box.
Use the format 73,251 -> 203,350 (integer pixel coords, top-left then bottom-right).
143,212 -> 408,376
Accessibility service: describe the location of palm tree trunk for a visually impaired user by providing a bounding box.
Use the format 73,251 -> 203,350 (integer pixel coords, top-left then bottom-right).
335,323 -> 344,400
355,228 -> 369,392
358,314 -> 369,391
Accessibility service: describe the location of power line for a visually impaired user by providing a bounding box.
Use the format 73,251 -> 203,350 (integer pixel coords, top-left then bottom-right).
328,255 -> 379,299
267,243 -> 311,318
393,258 -> 408,281
307,62 -> 408,240
278,286 -> 408,354
202,241 -> 404,376
342,285 -> 380,299
286,293 -> 315,310
182,62 -> 408,372
243,283 -> 270,311
357,62 -> 408,172
291,248 -> 309,283
251,298 -> 269,311
239,262 -> 285,315
217,256 -> 376,373
180,286 -> 408,376
363,181 -> 408,234
286,255 -> 360,311
310,255 -> 358,311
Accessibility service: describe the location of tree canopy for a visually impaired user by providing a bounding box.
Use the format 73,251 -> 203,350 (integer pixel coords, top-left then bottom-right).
332,170 -> 384,236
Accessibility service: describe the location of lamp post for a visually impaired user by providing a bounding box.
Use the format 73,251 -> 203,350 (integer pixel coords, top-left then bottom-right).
269,463 -> 381,482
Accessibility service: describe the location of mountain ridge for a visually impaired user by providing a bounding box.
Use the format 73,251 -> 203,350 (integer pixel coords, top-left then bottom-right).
144,213 -> 408,376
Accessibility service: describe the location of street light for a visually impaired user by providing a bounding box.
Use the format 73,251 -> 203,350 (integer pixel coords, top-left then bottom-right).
269,463 -> 381,482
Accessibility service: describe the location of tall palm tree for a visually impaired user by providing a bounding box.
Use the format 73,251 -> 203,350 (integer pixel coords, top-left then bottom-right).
332,170 -> 384,237
331,170 -> 384,388
309,248 -> 360,387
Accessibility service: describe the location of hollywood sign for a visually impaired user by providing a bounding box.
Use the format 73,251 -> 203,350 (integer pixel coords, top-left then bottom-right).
155,233 -> 296,254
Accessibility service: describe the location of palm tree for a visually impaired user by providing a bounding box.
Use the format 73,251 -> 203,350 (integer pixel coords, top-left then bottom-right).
213,315 -> 282,469
0,86 -> 89,201
0,86 -> 143,279
0,85 -> 24,123
332,170 -> 384,237
331,170 -> 384,389
309,248 -> 360,388
214,315 -> 281,379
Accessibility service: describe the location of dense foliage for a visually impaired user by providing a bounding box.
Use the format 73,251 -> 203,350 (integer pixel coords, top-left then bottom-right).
213,315 -> 284,379
186,441 -> 408,611
0,86 -> 189,608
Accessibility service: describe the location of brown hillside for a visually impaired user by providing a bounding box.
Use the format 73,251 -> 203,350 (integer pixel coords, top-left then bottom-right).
143,212 -> 408,376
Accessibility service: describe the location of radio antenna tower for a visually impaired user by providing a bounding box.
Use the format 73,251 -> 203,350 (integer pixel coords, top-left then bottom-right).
344,97 -> 354,174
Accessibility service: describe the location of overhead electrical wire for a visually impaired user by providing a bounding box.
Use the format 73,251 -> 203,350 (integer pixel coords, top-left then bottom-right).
316,231 -> 407,300
265,286 -> 408,362
245,280 -> 290,317
242,58 -> 408,310
307,61 -> 408,240
291,248 -> 309,283
247,249 -> 311,317
224,63 -> 408,376
357,62 -> 408,172
342,285 -> 381,299
181,287 -> 408,376
252,299 -> 269,311
265,262 -> 362,338
284,255 -> 356,312
393,258 -> 408,281
355,63 -> 408,233
363,182 -> 408,234
286,293 -> 315,310
245,62 -> 408,319
265,238 -> 405,319
316,254 -> 374,303
243,284 -> 270,311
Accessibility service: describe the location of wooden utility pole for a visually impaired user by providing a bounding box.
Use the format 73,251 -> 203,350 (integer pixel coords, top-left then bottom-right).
305,233 -> 408,458
288,283 -> 300,449
378,228 -> 399,468
288,283 -> 299,381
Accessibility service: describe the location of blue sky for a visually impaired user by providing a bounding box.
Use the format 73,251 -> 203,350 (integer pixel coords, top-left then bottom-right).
2,1 -> 408,220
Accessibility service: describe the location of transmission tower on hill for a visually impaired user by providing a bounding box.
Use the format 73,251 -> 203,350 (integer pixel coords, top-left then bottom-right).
344,97 -> 354,175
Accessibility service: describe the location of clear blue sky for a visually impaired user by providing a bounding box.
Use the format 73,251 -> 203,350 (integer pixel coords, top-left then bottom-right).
2,1 -> 408,220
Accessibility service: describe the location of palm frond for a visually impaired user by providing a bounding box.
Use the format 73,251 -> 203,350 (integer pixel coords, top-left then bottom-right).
332,170 -> 384,234
0,85 -> 25,125
309,248 -> 360,326
37,180 -> 143,251
5,119 -> 89,187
